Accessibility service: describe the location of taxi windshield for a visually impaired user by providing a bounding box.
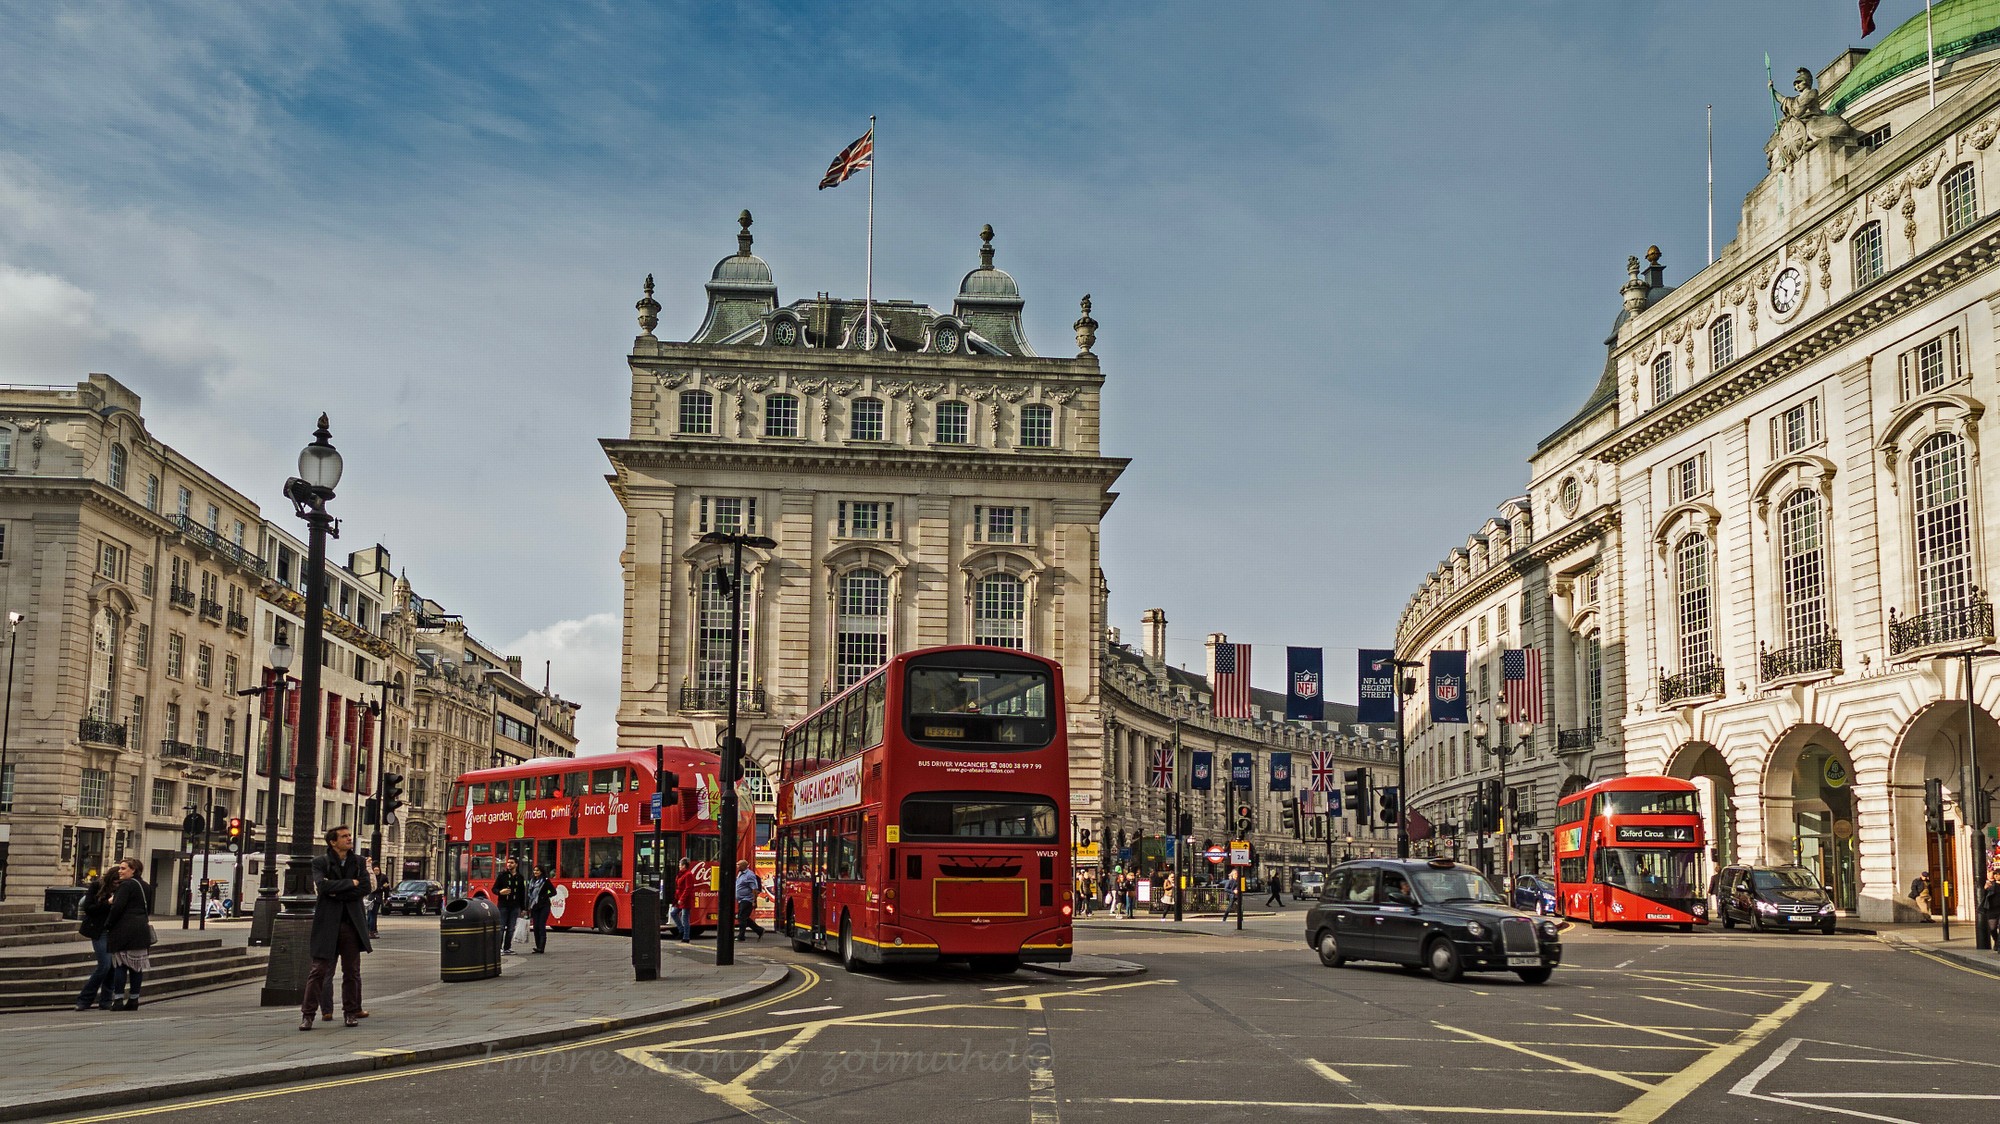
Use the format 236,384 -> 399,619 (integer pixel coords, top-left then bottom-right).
1410,867 -> 1505,904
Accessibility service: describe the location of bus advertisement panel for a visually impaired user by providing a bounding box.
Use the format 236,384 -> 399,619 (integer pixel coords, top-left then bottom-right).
1554,775 -> 1709,929
446,747 -> 753,935
777,646 -> 1072,971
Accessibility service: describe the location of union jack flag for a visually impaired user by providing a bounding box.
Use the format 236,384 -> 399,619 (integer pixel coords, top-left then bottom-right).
1308,749 -> 1338,792
1150,746 -> 1174,789
818,127 -> 874,190
1503,647 -> 1545,725
1212,642 -> 1252,719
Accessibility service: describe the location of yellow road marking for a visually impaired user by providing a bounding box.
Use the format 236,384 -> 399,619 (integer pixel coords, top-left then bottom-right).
1307,1060 -> 1351,1084
1634,993 -> 1754,1016
41,967 -> 819,1124
1087,1099 -> 1611,1116
1606,981 -> 1830,1124
1568,1012 -> 1727,1047
1899,945 -> 2000,980
1433,1023 -> 1655,1091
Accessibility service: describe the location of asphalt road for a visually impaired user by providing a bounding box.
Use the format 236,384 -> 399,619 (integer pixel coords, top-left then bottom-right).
28,911 -> 2000,1124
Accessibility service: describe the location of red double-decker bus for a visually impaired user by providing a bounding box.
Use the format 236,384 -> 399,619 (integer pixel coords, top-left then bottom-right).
446,748 -> 752,935
776,646 -> 1072,972
1554,775 -> 1709,930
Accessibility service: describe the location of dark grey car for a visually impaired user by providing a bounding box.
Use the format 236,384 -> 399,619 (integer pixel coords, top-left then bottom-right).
1303,858 -> 1563,983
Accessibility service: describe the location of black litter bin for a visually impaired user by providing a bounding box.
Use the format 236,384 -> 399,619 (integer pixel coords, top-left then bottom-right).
630,887 -> 661,981
44,887 -> 89,921
440,896 -> 502,982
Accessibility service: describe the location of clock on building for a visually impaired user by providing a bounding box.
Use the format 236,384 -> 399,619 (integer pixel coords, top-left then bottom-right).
1770,266 -> 1804,315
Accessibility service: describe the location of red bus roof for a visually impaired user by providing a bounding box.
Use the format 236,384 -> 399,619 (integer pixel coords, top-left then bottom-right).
454,747 -> 720,784
1558,774 -> 1698,803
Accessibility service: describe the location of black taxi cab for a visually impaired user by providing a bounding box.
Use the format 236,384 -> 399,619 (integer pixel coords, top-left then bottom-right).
1303,858 -> 1563,983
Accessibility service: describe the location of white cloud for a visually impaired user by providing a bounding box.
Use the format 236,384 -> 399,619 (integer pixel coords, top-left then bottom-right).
502,613 -> 622,757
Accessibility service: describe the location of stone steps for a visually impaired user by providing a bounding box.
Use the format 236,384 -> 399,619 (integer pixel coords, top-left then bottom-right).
0,943 -> 269,1010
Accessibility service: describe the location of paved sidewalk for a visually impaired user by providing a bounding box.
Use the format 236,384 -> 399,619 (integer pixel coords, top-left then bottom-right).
0,915 -> 789,1120
1871,918 -> 2000,975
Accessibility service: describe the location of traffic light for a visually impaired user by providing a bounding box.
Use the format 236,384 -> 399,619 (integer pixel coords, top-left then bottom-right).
1978,787 -> 1994,827
1344,769 -> 1372,827
1280,799 -> 1298,836
227,817 -> 244,852
1177,812 -> 1194,837
382,772 -> 406,818
1236,803 -> 1255,835
1925,778 -> 1946,834
1378,785 -> 1401,826
1078,828 -> 1092,846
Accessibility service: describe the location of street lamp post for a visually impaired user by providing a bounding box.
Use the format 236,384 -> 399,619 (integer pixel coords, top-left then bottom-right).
699,529 -> 776,968
366,679 -> 395,866
1391,658 -> 1423,859
243,626 -> 294,946
1471,712 -> 1521,881
0,611 -> 21,900
262,416 -> 343,1006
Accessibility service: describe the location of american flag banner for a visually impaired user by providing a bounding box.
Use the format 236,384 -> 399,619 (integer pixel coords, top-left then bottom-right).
818,127 -> 874,189
1212,642 -> 1253,719
1502,648 -> 1545,725
1150,746 -> 1174,789
1309,749 -> 1338,792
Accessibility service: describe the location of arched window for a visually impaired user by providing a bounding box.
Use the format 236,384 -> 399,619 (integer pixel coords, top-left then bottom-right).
836,569 -> 889,688
678,390 -> 714,435
1019,403 -> 1054,448
1674,532 -> 1713,673
1777,489 -> 1828,649
107,443 -> 127,491
695,566 -> 747,693
144,474 -> 159,512
936,401 -> 970,445
972,574 -> 1027,649
1709,315 -> 1735,370
850,397 -> 885,441
763,393 -> 799,438
1912,432 -> 1973,616
1651,352 -> 1674,404
90,607 -> 119,722
1852,220 -> 1886,286
1943,163 -> 1979,237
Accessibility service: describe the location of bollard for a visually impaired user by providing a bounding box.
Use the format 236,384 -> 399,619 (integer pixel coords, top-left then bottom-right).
630,886 -> 662,981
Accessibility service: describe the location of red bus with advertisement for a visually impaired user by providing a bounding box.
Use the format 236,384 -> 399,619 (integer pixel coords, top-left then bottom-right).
776,646 -> 1073,972
446,748 -> 753,935
1554,775 -> 1709,929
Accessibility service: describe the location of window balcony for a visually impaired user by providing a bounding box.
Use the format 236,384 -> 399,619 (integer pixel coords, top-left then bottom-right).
226,610 -> 251,633
679,686 -> 765,715
198,599 -> 224,623
78,718 -> 128,748
1760,635 -> 1842,684
173,514 -> 268,576
167,586 -> 196,611
1556,726 -> 1597,751
1889,590 -> 1994,657
1658,663 -> 1725,708
159,740 -> 246,773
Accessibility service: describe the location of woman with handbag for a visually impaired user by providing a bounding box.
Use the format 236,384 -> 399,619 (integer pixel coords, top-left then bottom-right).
492,858 -> 526,955
104,857 -> 155,1010
74,866 -> 121,1011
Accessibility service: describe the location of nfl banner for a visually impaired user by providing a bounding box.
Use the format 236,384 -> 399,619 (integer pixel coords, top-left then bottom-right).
1269,752 -> 1293,792
1357,648 -> 1397,724
1230,751 -> 1254,789
1286,647 -> 1324,721
1430,650 -> 1469,724
1190,750 -> 1213,790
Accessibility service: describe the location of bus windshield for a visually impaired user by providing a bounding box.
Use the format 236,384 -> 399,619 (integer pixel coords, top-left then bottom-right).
900,794 -> 1058,841
1595,848 -> 1700,898
1602,790 -> 1699,816
905,667 -> 1054,748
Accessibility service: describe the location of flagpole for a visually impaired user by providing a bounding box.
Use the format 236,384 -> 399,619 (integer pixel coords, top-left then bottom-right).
864,115 -> 875,349
1928,0 -> 1938,110
1706,104 -> 1714,264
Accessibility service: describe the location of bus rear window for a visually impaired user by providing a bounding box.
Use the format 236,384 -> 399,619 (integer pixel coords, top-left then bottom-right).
905,667 -> 1054,748
899,794 -> 1057,842
1603,790 -> 1698,816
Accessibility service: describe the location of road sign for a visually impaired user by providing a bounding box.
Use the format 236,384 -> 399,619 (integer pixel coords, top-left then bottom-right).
1205,846 -> 1227,864
1229,841 -> 1251,866
651,793 -> 663,819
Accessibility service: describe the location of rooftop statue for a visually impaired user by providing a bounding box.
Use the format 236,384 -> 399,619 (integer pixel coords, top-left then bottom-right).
1767,67 -> 1861,171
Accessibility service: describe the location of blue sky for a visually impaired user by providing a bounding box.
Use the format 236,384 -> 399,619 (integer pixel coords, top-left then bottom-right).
0,1 -> 1884,747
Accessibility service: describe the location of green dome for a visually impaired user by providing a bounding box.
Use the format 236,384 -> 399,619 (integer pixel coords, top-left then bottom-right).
1829,0 -> 2000,113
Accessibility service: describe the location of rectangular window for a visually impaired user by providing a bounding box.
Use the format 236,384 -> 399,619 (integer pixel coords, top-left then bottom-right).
1497,603 -> 1508,634
1019,403 -> 1055,448
0,763 -> 12,813
139,563 -> 154,597
837,500 -> 895,540
1667,452 -> 1710,503
145,475 -> 160,512
130,696 -> 144,744
678,390 -> 714,435
1769,397 -> 1823,457
936,401 -> 970,445
165,702 -> 181,743
588,837 -> 625,878
196,643 -> 213,687
166,632 -> 185,679
850,398 -> 885,441
206,503 -> 220,532
151,778 -> 176,817
1853,221 -> 1886,285
176,487 -> 192,519
79,768 -> 108,816
559,839 -> 585,879
194,710 -> 210,748
1901,330 -> 1963,398
134,624 -> 151,668
1477,616 -> 1488,645
233,520 -> 247,549
223,716 -> 235,755
975,505 -> 1032,545
98,542 -> 122,581
1710,316 -> 1735,370
1860,122 -> 1893,150
698,496 -> 758,536
1651,352 -> 1674,404
764,394 -> 799,438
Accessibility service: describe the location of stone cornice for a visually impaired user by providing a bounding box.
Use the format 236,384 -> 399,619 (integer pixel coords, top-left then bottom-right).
630,342 -> 1101,382
601,438 -> 1131,484
1592,219 -> 2000,465
1399,507 -> 1619,651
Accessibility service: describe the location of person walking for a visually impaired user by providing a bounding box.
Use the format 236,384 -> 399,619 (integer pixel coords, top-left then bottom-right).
1982,872 -> 2000,952
300,826 -> 372,1030
734,860 -> 764,941
74,866 -> 121,1011
1911,871 -> 1933,921
492,857 -> 526,955
1265,870 -> 1286,908
103,857 -> 153,1010
526,865 -> 554,954
672,859 -> 696,943
364,858 -> 387,939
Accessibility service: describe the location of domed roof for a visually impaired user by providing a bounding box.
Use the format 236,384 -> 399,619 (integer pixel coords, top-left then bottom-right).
957,224 -> 1021,302
711,252 -> 774,287
1829,0 -> 2000,112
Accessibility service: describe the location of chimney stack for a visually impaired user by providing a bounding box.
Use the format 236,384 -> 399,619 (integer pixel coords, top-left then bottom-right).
1141,609 -> 1168,676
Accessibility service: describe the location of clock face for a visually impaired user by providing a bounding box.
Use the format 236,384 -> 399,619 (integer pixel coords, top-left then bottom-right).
771,321 -> 797,346
1770,266 -> 1804,314
933,327 -> 958,353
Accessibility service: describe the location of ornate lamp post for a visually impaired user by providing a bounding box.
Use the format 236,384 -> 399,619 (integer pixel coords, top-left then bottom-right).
699,528 -> 775,967
1472,711 -> 1522,882
261,416 -> 342,1006
242,624 -> 294,946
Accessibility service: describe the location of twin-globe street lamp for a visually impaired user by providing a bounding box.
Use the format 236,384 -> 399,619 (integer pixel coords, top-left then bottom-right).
260,416 -> 342,1006
1470,711 -> 1527,883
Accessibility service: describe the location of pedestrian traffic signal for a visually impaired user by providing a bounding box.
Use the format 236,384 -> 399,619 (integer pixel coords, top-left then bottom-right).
382,772 -> 406,818
1344,769 -> 1372,826
1378,785 -> 1401,826
1078,829 -> 1091,846
1925,778 -> 1946,834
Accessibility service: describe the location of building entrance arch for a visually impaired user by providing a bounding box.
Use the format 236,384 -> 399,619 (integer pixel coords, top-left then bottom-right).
1664,740 -> 1737,868
1890,698 -> 2000,922
1761,724 -> 1860,912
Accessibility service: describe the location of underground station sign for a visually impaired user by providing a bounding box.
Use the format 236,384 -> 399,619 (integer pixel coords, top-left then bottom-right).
1616,824 -> 1696,844
1205,845 -> 1228,865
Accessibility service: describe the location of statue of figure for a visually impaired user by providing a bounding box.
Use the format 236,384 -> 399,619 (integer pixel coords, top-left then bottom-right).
1771,67 -> 1823,120
1765,65 -> 1860,171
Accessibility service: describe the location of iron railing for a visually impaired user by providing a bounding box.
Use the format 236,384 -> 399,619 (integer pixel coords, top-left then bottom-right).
1557,727 -> 1597,750
174,514 -> 268,576
226,610 -> 251,633
198,599 -> 224,623
679,687 -> 765,714
1760,635 -> 1842,682
1658,663 -> 1725,706
159,740 -> 245,772
167,586 -> 196,610
1889,589 -> 1994,655
78,718 -> 128,747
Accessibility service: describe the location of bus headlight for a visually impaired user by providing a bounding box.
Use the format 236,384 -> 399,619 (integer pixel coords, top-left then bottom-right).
1465,921 -> 1487,939
1691,901 -> 1707,916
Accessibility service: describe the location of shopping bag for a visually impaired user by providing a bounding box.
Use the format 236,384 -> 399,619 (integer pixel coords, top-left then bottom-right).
513,916 -> 531,945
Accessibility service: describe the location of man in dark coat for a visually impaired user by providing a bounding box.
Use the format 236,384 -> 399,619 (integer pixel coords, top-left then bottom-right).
301,825 -> 372,1029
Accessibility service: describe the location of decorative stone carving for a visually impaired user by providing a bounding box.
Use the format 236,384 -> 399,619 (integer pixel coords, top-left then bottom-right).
708,375 -> 741,392
829,378 -> 862,397
653,370 -> 691,391
1765,66 -> 1862,172
744,376 -> 774,393
962,384 -> 997,401
1073,293 -> 1097,357
1046,386 -> 1080,405
636,274 -> 660,337
1965,116 -> 2000,151
793,378 -> 827,395
911,381 -> 944,400
1826,205 -> 1859,244
998,384 -> 1031,403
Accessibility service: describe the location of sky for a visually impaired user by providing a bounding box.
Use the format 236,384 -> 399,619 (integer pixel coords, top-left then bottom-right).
0,1 -> 1888,751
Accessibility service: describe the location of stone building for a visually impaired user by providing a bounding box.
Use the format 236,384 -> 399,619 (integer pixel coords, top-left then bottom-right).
604,215 -> 1127,819
1395,0 -> 2000,922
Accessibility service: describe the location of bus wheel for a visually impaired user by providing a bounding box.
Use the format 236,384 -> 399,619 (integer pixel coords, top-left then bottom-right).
593,896 -> 618,934
839,918 -> 869,973
970,955 -> 1019,974
1424,937 -> 1464,983
1514,966 -> 1553,985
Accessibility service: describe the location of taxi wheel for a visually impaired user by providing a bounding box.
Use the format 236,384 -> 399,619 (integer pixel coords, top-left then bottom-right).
1514,967 -> 1553,985
1425,937 -> 1464,983
1721,909 -> 1735,929
1315,930 -> 1347,968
